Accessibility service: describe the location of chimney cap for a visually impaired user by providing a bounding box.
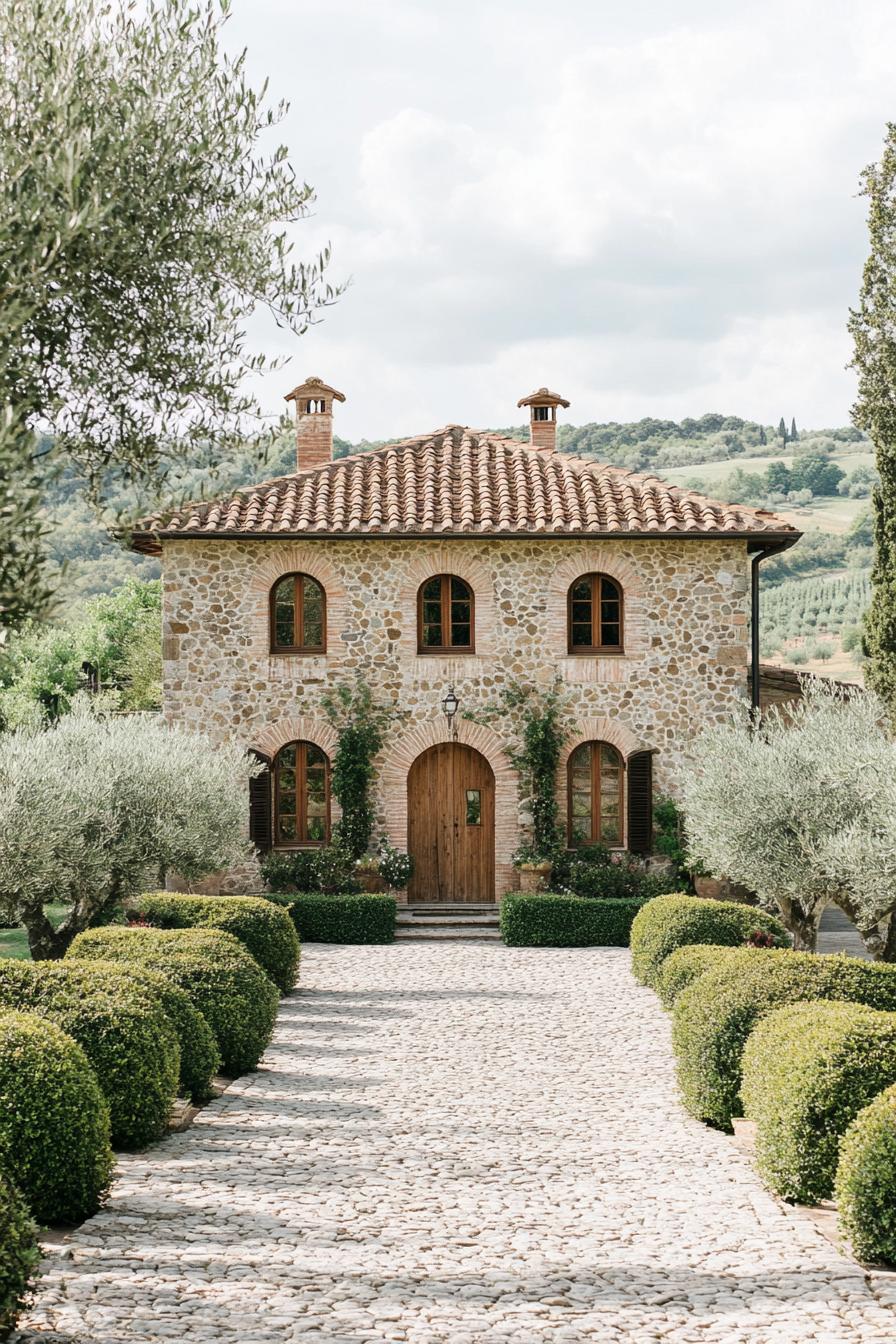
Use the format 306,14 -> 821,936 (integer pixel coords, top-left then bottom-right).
517,386 -> 570,410
285,375 -> 347,404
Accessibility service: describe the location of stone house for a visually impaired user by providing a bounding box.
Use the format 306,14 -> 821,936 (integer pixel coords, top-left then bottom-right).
132,378 -> 800,902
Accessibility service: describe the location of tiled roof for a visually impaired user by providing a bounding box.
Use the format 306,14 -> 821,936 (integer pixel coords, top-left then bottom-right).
130,426 -> 800,553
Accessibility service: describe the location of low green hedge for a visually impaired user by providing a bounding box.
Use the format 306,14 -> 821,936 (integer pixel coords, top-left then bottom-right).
500,893 -> 647,947
672,949 -> 896,1131
0,1173 -> 40,1341
836,1082 -> 896,1265
69,927 -> 279,1076
630,894 -> 790,987
67,959 -> 219,1102
284,892 -> 396,944
132,892 -> 300,993
653,944 -> 741,1009
0,1010 -> 113,1224
742,1001 -> 896,1204
0,960 -> 179,1149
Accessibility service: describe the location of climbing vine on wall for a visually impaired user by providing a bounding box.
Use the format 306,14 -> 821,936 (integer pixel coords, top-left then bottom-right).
322,678 -> 392,859
469,680 -> 568,861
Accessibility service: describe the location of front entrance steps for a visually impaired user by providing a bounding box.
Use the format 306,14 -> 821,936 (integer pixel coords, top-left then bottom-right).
395,903 -> 501,941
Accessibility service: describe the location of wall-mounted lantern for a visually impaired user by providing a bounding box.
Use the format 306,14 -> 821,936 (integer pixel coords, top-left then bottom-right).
441,684 -> 459,740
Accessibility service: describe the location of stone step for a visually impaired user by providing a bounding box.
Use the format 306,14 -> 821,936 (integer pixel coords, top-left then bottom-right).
396,914 -> 500,927
394,925 -> 502,941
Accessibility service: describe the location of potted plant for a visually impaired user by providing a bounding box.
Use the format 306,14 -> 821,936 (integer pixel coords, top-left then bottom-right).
513,842 -> 553,893
355,854 -> 386,893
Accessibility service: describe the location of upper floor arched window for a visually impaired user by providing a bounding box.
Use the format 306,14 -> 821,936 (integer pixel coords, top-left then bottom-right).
417,575 -> 474,653
567,573 -> 623,654
273,740 -> 330,846
270,573 -> 326,654
568,741 -> 624,847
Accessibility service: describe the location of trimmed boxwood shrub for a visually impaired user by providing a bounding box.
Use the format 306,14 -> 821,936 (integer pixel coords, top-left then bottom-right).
66,959 -> 219,1102
742,1001 -> 896,1203
0,1010 -> 113,1224
653,944 -> 742,1009
285,892 -> 396,944
0,960 -> 179,1150
630,894 -> 790,987
500,893 -> 647,947
672,949 -> 896,1131
0,1173 -> 40,1341
69,926 -> 279,1076
836,1082 -> 896,1265
132,892 -> 300,993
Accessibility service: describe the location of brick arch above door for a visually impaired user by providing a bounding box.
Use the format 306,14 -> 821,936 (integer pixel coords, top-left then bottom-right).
378,716 -> 518,898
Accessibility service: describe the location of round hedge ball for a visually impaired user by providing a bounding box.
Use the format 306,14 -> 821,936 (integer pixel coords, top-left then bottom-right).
836,1082 -> 896,1265
0,1172 -> 41,1340
0,1011 -> 113,1225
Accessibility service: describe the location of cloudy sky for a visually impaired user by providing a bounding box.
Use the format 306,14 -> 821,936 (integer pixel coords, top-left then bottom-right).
227,0 -> 896,441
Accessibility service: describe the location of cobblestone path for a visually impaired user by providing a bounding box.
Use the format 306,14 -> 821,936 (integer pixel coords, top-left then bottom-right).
16,944 -> 896,1343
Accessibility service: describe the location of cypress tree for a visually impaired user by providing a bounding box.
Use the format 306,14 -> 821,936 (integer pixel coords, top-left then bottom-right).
778,416 -> 788,444
758,425 -> 767,445
850,123 -> 896,719
790,416 -> 799,442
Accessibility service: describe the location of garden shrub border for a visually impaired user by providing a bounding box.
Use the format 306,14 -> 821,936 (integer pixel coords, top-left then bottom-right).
500,893 -> 647,947
276,892 -> 396,944
742,1000 -> 896,1204
0,960 -> 179,1150
132,892 -> 300,993
68,926 -> 279,1076
671,948 -> 896,1130
653,944 -> 742,1009
0,1010 -> 113,1225
629,893 -> 789,987
836,1081 -> 896,1265
0,1172 -> 40,1340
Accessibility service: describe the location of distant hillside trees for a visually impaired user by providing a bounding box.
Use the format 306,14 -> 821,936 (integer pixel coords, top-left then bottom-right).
851,123 -> 896,721
0,0 -> 339,632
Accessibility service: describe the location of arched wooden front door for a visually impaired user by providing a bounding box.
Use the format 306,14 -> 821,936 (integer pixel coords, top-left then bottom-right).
407,743 -> 495,903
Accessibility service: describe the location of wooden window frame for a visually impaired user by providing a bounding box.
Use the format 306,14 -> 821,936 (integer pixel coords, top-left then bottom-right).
273,740 -> 331,849
566,573 -> 624,656
567,741 -> 626,849
269,573 -> 327,655
416,574 -> 475,655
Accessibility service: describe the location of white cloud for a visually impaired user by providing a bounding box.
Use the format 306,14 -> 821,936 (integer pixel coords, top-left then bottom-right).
228,0 -> 896,439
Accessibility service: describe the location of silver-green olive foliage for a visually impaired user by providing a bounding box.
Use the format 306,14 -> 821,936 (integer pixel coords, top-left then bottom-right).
0,0 -> 339,632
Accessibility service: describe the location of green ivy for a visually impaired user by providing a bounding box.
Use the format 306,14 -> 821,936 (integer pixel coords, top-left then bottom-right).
322,679 -> 392,860
469,680 -> 567,863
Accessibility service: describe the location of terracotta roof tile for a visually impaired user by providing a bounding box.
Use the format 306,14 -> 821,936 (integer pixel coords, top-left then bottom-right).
130,426 -> 799,553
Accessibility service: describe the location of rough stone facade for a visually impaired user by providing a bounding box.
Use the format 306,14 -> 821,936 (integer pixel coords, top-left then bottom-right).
161,534 -> 751,897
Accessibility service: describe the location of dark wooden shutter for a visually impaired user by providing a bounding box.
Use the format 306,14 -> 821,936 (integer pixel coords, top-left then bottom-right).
627,750 -> 654,855
248,750 -> 273,853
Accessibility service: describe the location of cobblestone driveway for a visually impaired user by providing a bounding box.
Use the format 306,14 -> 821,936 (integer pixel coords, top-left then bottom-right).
16,944 -> 896,1343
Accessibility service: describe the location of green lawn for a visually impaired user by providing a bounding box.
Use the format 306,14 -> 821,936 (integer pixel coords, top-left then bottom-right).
0,904 -> 70,961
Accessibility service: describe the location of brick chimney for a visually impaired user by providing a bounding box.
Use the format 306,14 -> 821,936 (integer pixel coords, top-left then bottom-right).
516,386 -> 570,452
284,376 -> 346,472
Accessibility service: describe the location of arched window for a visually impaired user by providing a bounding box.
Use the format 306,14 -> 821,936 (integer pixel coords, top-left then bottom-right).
567,573 -> 623,654
270,574 -> 326,653
273,741 -> 330,846
568,741 -> 624,847
417,575 -> 474,653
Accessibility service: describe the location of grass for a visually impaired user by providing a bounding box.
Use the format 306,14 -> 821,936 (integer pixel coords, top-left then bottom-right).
0,905 -> 70,961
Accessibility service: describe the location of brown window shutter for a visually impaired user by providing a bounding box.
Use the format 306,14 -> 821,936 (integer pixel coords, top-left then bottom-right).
248,750 -> 273,853
627,750 -> 654,855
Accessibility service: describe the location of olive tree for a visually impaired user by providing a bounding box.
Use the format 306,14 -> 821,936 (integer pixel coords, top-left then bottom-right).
0,0 -> 340,633
0,705 -> 257,957
679,679 -> 896,957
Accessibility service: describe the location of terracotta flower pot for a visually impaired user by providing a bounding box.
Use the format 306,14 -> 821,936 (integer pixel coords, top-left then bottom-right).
693,875 -> 753,904
517,863 -> 552,893
357,870 -> 387,893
